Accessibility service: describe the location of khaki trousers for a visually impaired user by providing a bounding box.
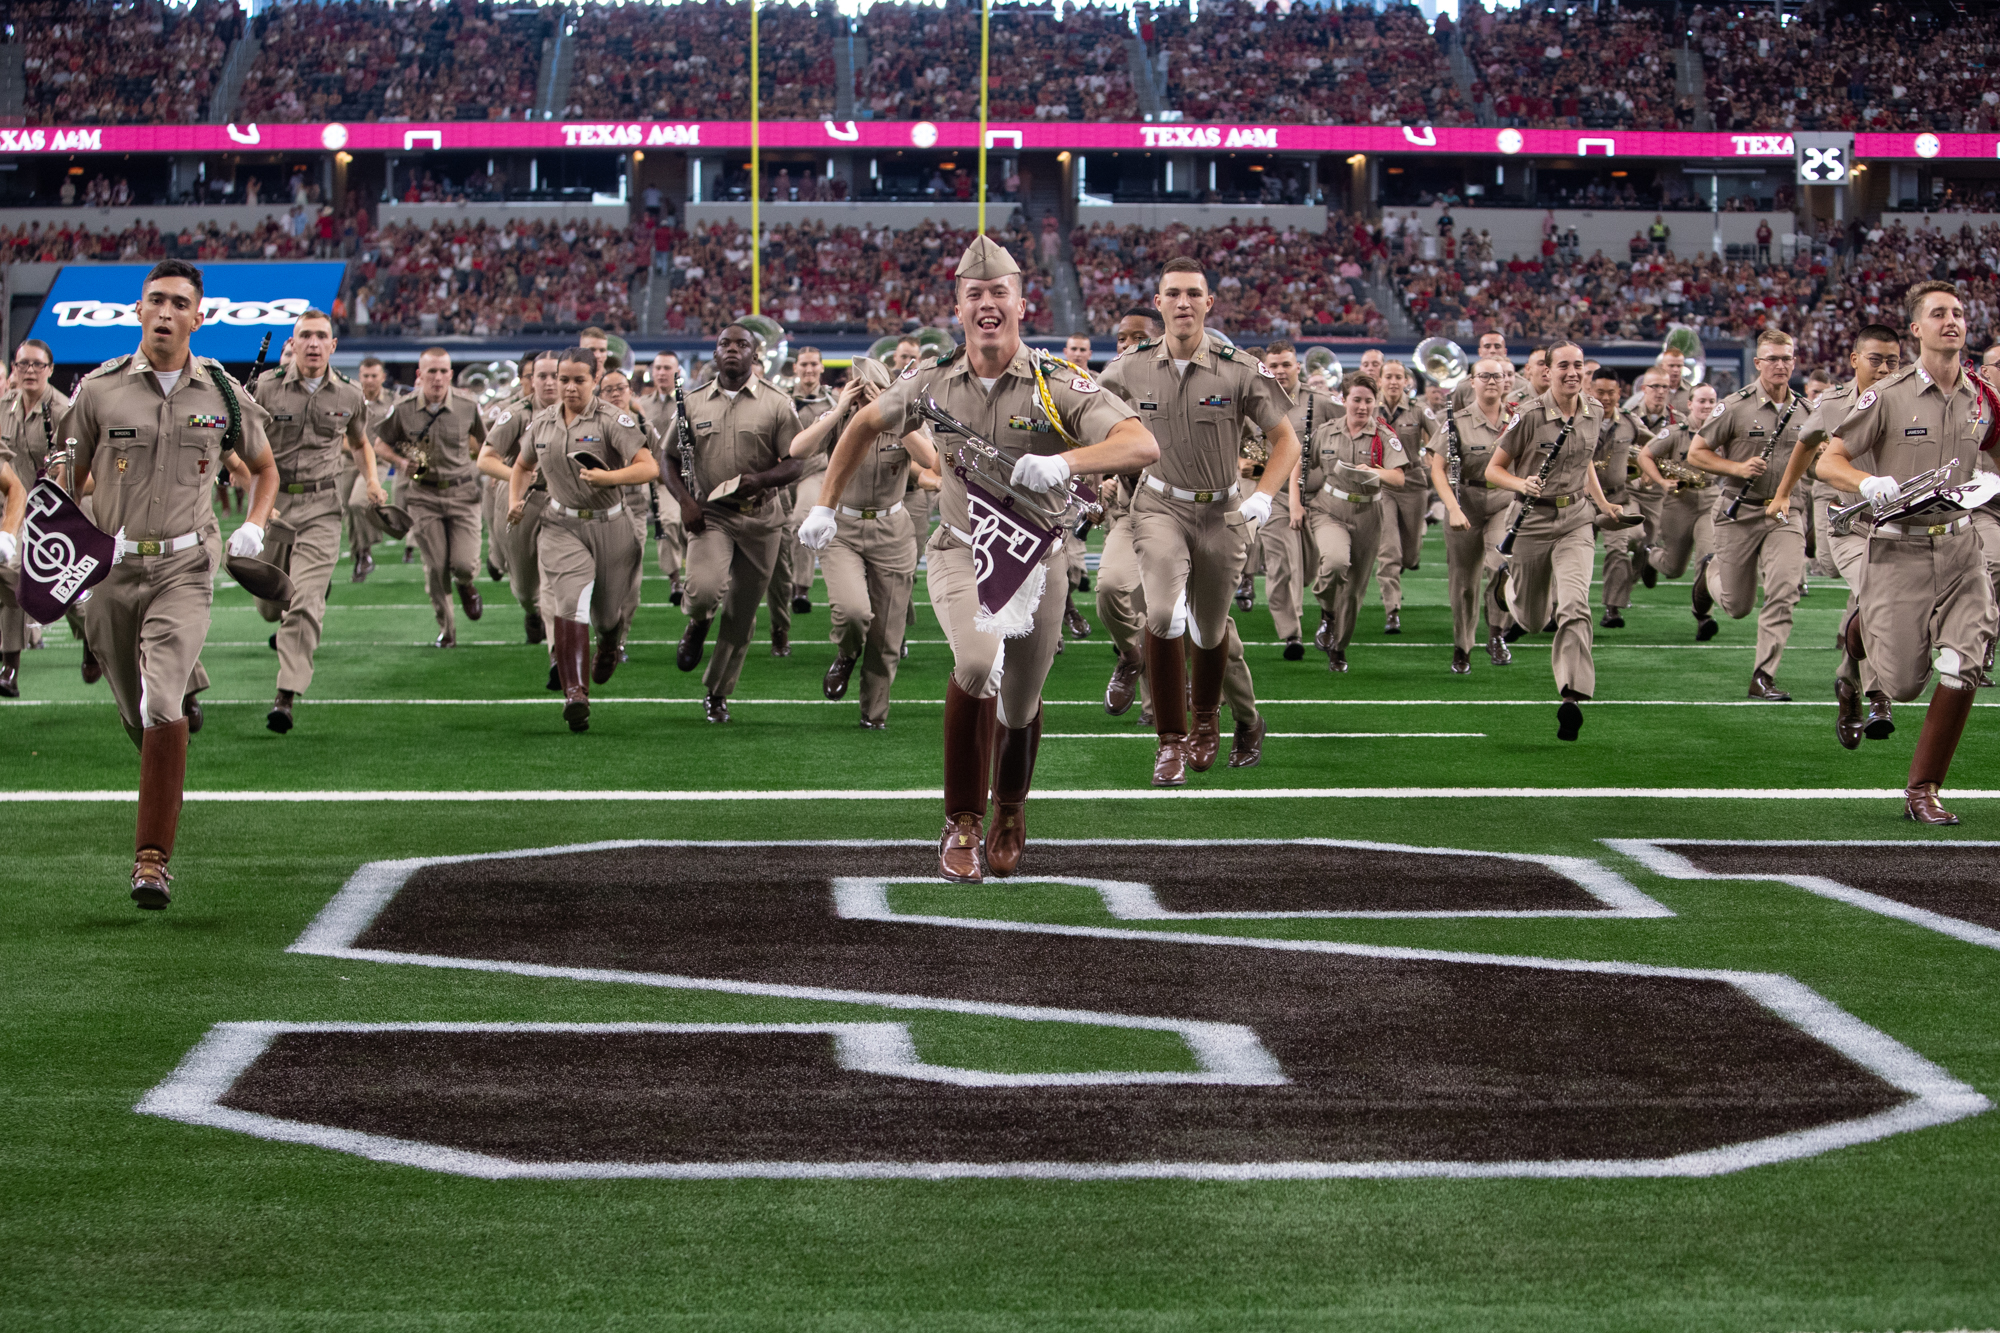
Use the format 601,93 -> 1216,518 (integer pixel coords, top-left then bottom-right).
1302,491 -> 1382,654
1258,514 -> 1303,640
765,490 -> 793,641
538,508 -> 641,637
1858,530 -> 1999,699
507,497 -> 544,616
481,477 -> 511,577
1372,478 -> 1429,611
928,528 -> 1063,728
1505,516 -> 1597,698
1096,514 -> 1144,666
1819,483 -> 1883,695
1646,488 -> 1715,580
83,539 -> 213,743
823,508 -> 916,725
1443,485 -> 1516,651
1705,505 -> 1805,679
1130,483 -> 1251,650
791,472 -> 825,596
685,499 -> 783,699
343,463 -> 387,555
1972,509 -> 2000,607
258,488 -> 343,694
406,482 -> 481,635
1600,489 -> 1664,611
653,483 -> 687,576
905,487 -> 935,628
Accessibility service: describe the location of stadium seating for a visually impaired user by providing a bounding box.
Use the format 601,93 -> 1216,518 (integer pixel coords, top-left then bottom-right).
565,0 -> 836,121
347,217 -> 650,336
1072,216 -> 1388,339
20,0 -> 236,126
237,0 -> 544,124
857,2 -> 1138,122
1466,6 -> 1691,130
659,217 -> 1055,336
1155,1 -> 1471,126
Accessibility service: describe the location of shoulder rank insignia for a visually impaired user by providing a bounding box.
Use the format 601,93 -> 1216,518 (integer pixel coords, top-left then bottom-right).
1134,338 -> 1160,352
1217,346 -> 1236,361
1198,395 -> 1233,408
88,354 -> 133,380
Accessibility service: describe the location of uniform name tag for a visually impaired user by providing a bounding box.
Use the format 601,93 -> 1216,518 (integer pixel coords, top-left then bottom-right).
1139,402 -> 1158,411
1905,427 -> 1929,436
1198,396 -> 1233,408
187,413 -> 227,430
109,428 -> 136,439
272,414 -> 295,421
695,421 -> 713,429
1749,428 -> 1765,436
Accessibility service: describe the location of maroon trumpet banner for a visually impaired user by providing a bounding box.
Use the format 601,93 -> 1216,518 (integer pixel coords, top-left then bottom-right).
17,479 -> 113,625
959,474 -> 1059,616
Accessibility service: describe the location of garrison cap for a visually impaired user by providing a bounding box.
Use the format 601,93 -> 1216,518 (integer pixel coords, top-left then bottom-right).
955,234 -> 1022,281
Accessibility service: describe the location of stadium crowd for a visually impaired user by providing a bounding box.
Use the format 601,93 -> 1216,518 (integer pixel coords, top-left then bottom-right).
657,216 -> 1054,336
857,1 -> 1138,122
344,217 -> 650,336
236,0 -> 543,123
1465,4 -> 1693,131
564,0 -> 836,121
19,0 -> 237,126
1073,216 -> 1388,338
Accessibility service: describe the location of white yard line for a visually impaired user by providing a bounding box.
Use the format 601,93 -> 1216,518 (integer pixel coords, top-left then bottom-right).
4,788 -> 1993,803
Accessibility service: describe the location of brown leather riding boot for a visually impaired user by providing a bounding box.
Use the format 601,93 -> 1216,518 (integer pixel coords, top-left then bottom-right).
131,718 -> 189,909
987,709 -> 1041,877
1187,641 -> 1228,772
1906,682 -> 1976,825
554,618 -> 591,732
940,680 -> 995,880
1146,631 -> 1189,786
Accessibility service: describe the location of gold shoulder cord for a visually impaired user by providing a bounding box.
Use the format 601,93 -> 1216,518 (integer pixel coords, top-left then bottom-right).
1029,352 -> 1081,449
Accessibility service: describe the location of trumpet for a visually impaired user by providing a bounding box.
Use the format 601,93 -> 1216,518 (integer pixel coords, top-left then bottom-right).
916,393 -> 1103,529
1414,336 -> 1469,391
1827,460 -> 1962,536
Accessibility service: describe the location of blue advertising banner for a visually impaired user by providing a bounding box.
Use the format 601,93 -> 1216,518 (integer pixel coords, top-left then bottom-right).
28,262 -> 349,364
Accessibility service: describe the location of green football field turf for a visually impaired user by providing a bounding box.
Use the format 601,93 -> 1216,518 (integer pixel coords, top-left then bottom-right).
4,516 -> 1998,1332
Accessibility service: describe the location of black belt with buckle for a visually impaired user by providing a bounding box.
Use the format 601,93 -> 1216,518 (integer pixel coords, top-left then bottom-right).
413,475 -> 460,489
1532,494 -> 1580,509
279,477 -> 335,495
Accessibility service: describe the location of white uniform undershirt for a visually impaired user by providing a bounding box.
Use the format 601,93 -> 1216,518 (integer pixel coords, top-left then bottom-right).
720,387 -> 741,401
153,368 -> 182,396
977,376 -> 1000,392
302,375 -> 324,394
1172,359 -> 1193,378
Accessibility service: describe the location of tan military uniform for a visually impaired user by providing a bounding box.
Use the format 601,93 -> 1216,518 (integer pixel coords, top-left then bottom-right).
1971,415 -> 2000,615
671,375 -> 800,700
345,386 -> 396,556
789,387 -> 839,600
1831,364 -> 2000,698
1300,415 -> 1408,654
1436,402 -> 1517,653
376,389 -> 488,638
0,385 -> 74,654
1372,395 -> 1438,617
806,407 -> 916,725
1495,392 -> 1605,699
526,398 -> 649,637
1261,389 -> 1334,643
486,401 -> 546,622
1594,407 -> 1659,615
1094,472 -> 1145,674
1797,381 -> 1881,697
1096,332 -> 1289,649
873,344 -> 1133,721
250,364 -> 367,693
60,353 -> 271,739
635,393 -> 685,582
479,393 -> 528,582
1697,383 -> 1807,678
1642,420 -> 1717,578
1450,371 -> 1535,414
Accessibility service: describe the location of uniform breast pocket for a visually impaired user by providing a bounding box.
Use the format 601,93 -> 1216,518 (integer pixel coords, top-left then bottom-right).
177,436 -> 219,486
1192,411 -> 1229,455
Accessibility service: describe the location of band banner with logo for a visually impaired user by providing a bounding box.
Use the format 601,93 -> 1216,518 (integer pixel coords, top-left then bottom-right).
17,479 -> 113,624
960,475 -> 1059,618
28,261 -> 348,364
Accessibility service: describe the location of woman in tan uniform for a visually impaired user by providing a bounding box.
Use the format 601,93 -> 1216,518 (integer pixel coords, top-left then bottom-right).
1635,383 -> 1720,581
789,357 -> 939,728
1292,373 -> 1406,673
507,350 -> 658,733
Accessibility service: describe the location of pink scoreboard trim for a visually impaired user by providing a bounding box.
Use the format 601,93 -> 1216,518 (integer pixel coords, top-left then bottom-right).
0,122 -> 1933,160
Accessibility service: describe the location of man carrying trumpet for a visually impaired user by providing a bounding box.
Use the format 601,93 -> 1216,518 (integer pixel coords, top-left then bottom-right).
802,235 -> 1157,881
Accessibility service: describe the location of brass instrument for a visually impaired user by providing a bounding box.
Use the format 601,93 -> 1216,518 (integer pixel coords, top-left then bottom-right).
1656,457 -> 1713,488
1414,336 -> 1469,391
1302,346 -> 1343,390
1827,459 -> 1970,536
738,314 -> 790,389
916,393 -> 1103,528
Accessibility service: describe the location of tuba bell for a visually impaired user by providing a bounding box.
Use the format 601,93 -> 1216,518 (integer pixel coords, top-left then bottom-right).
1663,324 -> 1706,389
1413,336 -> 1469,391
1302,345 -> 1344,389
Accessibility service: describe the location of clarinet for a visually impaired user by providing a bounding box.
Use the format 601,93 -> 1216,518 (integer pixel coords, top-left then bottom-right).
38,394 -> 56,481
671,378 -> 700,507
244,331 -> 272,400
1443,410 -> 1463,504
1499,416 -> 1577,556
1723,396 -> 1800,521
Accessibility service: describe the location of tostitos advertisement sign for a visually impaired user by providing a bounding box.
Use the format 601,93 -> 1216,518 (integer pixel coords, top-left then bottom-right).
29,262 -> 348,364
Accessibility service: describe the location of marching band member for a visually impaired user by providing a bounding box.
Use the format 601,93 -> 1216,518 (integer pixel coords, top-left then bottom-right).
1295,373 -> 1405,674
1428,357 -> 1517,673
803,235 -> 1155,880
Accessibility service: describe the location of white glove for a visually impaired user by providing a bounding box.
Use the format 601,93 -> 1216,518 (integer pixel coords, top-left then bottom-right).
1010,452 -> 1072,494
227,522 -> 265,559
0,530 -> 16,568
1238,490 -> 1273,528
797,505 -> 838,551
1859,475 -> 1902,505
